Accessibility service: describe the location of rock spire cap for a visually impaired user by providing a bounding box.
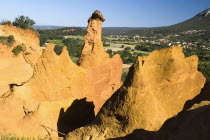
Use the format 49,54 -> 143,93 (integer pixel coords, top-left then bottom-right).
88,10 -> 105,22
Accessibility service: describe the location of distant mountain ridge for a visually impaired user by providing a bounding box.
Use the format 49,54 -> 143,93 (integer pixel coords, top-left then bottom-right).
34,8 -> 210,36
33,25 -> 66,30
102,8 -> 210,35
167,7 -> 210,31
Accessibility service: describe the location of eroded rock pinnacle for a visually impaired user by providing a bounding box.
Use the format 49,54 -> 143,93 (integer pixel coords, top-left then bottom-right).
88,10 -> 105,22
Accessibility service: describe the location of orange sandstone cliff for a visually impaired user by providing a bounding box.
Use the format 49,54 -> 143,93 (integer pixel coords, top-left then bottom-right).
0,25 -> 42,96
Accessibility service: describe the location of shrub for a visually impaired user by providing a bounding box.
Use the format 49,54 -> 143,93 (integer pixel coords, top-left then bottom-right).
25,52 -> 30,55
0,132 -> 46,140
1,20 -> 12,25
0,35 -> 15,47
12,45 -> 23,55
7,35 -> 15,45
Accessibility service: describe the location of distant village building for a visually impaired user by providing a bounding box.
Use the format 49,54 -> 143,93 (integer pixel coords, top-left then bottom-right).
134,35 -> 140,39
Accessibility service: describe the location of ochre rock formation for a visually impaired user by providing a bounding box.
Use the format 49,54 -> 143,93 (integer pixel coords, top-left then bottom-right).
0,46 -> 33,95
15,98 -> 95,138
78,10 -> 107,67
78,10 -> 123,112
2,10 -> 208,140
110,80 -> 210,140
66,46 -> 206,140
1,98 -> 75,138
20,99 -> 76,138
0,43 -> 87,137
0,11 -> 122,138
0,97 -> 95,138
12,44 -> 94,110
0,25 -> 42,96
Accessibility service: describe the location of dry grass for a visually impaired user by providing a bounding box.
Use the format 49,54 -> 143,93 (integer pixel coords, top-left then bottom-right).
0,131 -> 49,140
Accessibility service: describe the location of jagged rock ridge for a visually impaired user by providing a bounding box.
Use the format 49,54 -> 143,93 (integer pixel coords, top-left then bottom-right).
66,46 -> 206,140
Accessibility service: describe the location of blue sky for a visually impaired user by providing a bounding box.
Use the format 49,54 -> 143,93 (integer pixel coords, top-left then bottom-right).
0,0 -> 209,27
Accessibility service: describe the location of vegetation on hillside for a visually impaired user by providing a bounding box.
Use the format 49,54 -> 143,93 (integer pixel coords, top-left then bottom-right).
38,27 -> 86,46
102,8 -> 210,36
35,8 -> 210,80
53,38 -> 83,63
37,27 -> 86,63
0,35 -> 15,47
0,132 -> 47,140
198,62 -> 210,80
135,42 -> 169,52
102,8 -> 210,65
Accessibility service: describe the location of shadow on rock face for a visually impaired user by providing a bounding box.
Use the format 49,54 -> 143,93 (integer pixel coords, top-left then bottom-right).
156,105 -> 210,140
182,80 -> 210,111
57,98 -> 95,137
107,129 -> 156,140
109,104 -> 210,140
108,81 -> 210,140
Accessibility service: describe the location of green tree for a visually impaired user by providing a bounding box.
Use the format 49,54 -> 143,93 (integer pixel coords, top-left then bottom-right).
54,45 -> 63,55
106,49 -> 113,57
12,16 -> 35,30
